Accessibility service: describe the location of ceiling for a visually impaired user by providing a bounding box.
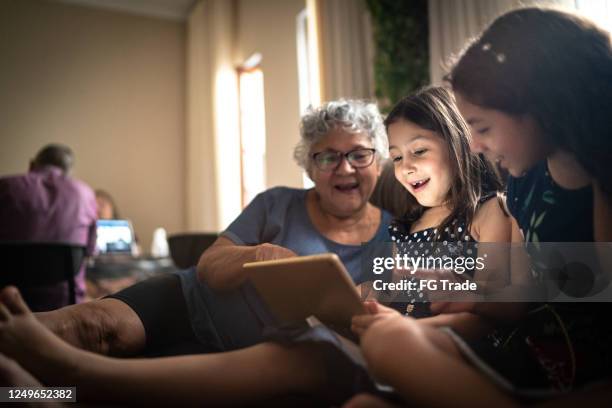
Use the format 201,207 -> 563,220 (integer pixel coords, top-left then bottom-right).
54,0 -> 199,21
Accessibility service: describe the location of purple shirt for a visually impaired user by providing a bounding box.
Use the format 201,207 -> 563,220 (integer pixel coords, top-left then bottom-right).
0,166 -> 97,306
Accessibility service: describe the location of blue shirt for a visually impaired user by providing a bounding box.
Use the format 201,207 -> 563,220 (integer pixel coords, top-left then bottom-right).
222,186 -> 393,284
177,186 -> 393,351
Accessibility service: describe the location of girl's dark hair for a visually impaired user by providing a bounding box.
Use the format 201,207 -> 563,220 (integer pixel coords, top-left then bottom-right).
448,7 -> 612,196
385,86 -> 503,238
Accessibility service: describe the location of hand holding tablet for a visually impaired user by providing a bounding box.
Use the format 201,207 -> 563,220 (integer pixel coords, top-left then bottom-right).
244,253 -> 366,329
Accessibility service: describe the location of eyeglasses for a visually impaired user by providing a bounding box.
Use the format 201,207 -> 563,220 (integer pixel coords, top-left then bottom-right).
311,148 -> 376,171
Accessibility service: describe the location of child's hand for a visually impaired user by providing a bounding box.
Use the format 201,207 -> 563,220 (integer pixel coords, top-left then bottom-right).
355,281 -> 378,301
364,300 -> 398,315
351,300 -> 400,337
411,267 -> 457,282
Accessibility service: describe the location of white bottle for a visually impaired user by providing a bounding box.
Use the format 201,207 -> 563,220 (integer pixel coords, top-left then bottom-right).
151,227 -> 169,258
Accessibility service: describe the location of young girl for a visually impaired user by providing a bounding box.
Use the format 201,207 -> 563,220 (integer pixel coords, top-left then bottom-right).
371,86 -> 513,323
450,8 -> 612,243
349,7 -> 612,407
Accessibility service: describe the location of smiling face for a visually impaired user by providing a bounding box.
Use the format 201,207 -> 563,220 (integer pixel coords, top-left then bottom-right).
455,93 -> 549,177
388,120 -> 452,207
309,128 -> 381,218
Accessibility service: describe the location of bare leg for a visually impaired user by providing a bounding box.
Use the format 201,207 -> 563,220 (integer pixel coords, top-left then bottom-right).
0,353 -> 42,387
0,353 -> 63,408
0,287 -> 326,405
36,298 -> 145,356
361,315 -> 517,407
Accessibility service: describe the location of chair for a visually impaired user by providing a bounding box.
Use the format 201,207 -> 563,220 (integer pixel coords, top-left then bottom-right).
0,242 -> 86,311
167,233 -> 218,269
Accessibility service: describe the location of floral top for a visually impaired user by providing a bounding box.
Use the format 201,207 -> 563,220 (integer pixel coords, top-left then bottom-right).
505,161 -> 611,391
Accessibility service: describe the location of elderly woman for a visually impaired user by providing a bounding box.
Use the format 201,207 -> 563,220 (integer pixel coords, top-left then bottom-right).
198,98 -> 390,290
0,100 -> 391,404
178,99 -> 392,350
38,99 -> 390,356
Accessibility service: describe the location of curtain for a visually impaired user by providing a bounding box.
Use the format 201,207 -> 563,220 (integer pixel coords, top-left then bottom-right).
186,0 -> 241,232
318,0 -> 375,101
428,0 -> 577,85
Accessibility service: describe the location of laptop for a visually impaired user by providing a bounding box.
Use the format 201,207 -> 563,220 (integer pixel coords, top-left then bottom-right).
95,219 -> 136,256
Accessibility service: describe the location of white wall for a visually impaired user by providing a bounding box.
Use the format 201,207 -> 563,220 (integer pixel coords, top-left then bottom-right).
1,0 -> 311,246
0,0 -> 186,250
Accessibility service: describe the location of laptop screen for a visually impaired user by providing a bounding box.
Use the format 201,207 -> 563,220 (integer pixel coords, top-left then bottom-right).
95,220 -> 135,254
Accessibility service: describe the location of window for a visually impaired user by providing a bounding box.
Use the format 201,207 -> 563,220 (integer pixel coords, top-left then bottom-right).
296,2 -> 322,188
576,0 -> 612,34
238,54 -> 267,207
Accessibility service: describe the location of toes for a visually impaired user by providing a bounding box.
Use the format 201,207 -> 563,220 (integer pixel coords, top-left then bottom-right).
0,287 -> 30,315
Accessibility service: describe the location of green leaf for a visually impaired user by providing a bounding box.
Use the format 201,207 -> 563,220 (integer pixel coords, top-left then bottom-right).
542,190 -> 555,205
534,212 -> 546,228
522,184 -> 536,211
532,232 -> 541,250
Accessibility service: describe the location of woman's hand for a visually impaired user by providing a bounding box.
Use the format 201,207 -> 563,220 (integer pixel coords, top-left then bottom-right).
198,238 -> 297,291
253,243 -> 297,262
351,300 -> 401,337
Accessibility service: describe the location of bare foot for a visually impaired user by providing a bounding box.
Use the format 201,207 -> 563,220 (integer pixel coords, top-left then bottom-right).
0,286 -> 79,386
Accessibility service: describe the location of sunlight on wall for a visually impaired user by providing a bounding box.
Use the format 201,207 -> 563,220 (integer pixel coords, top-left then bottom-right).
214,65 -> 241,229
297,0 -> 324,189
305,0 -> 322,108
239,68 -> 267,207
576,0 -> 612,34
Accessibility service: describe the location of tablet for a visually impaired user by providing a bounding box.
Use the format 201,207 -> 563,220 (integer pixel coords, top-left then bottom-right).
244,253 -> 365,328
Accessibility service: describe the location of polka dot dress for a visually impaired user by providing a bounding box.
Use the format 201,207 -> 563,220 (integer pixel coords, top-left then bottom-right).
388,218 -> 478,317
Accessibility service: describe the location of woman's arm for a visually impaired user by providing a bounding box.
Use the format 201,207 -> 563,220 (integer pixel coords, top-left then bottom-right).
470,205 -> 529,322
197,236 -> 296,291
472,195 -> 512,243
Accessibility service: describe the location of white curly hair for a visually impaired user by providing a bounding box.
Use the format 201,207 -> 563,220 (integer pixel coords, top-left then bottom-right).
293,99 -> 388,172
